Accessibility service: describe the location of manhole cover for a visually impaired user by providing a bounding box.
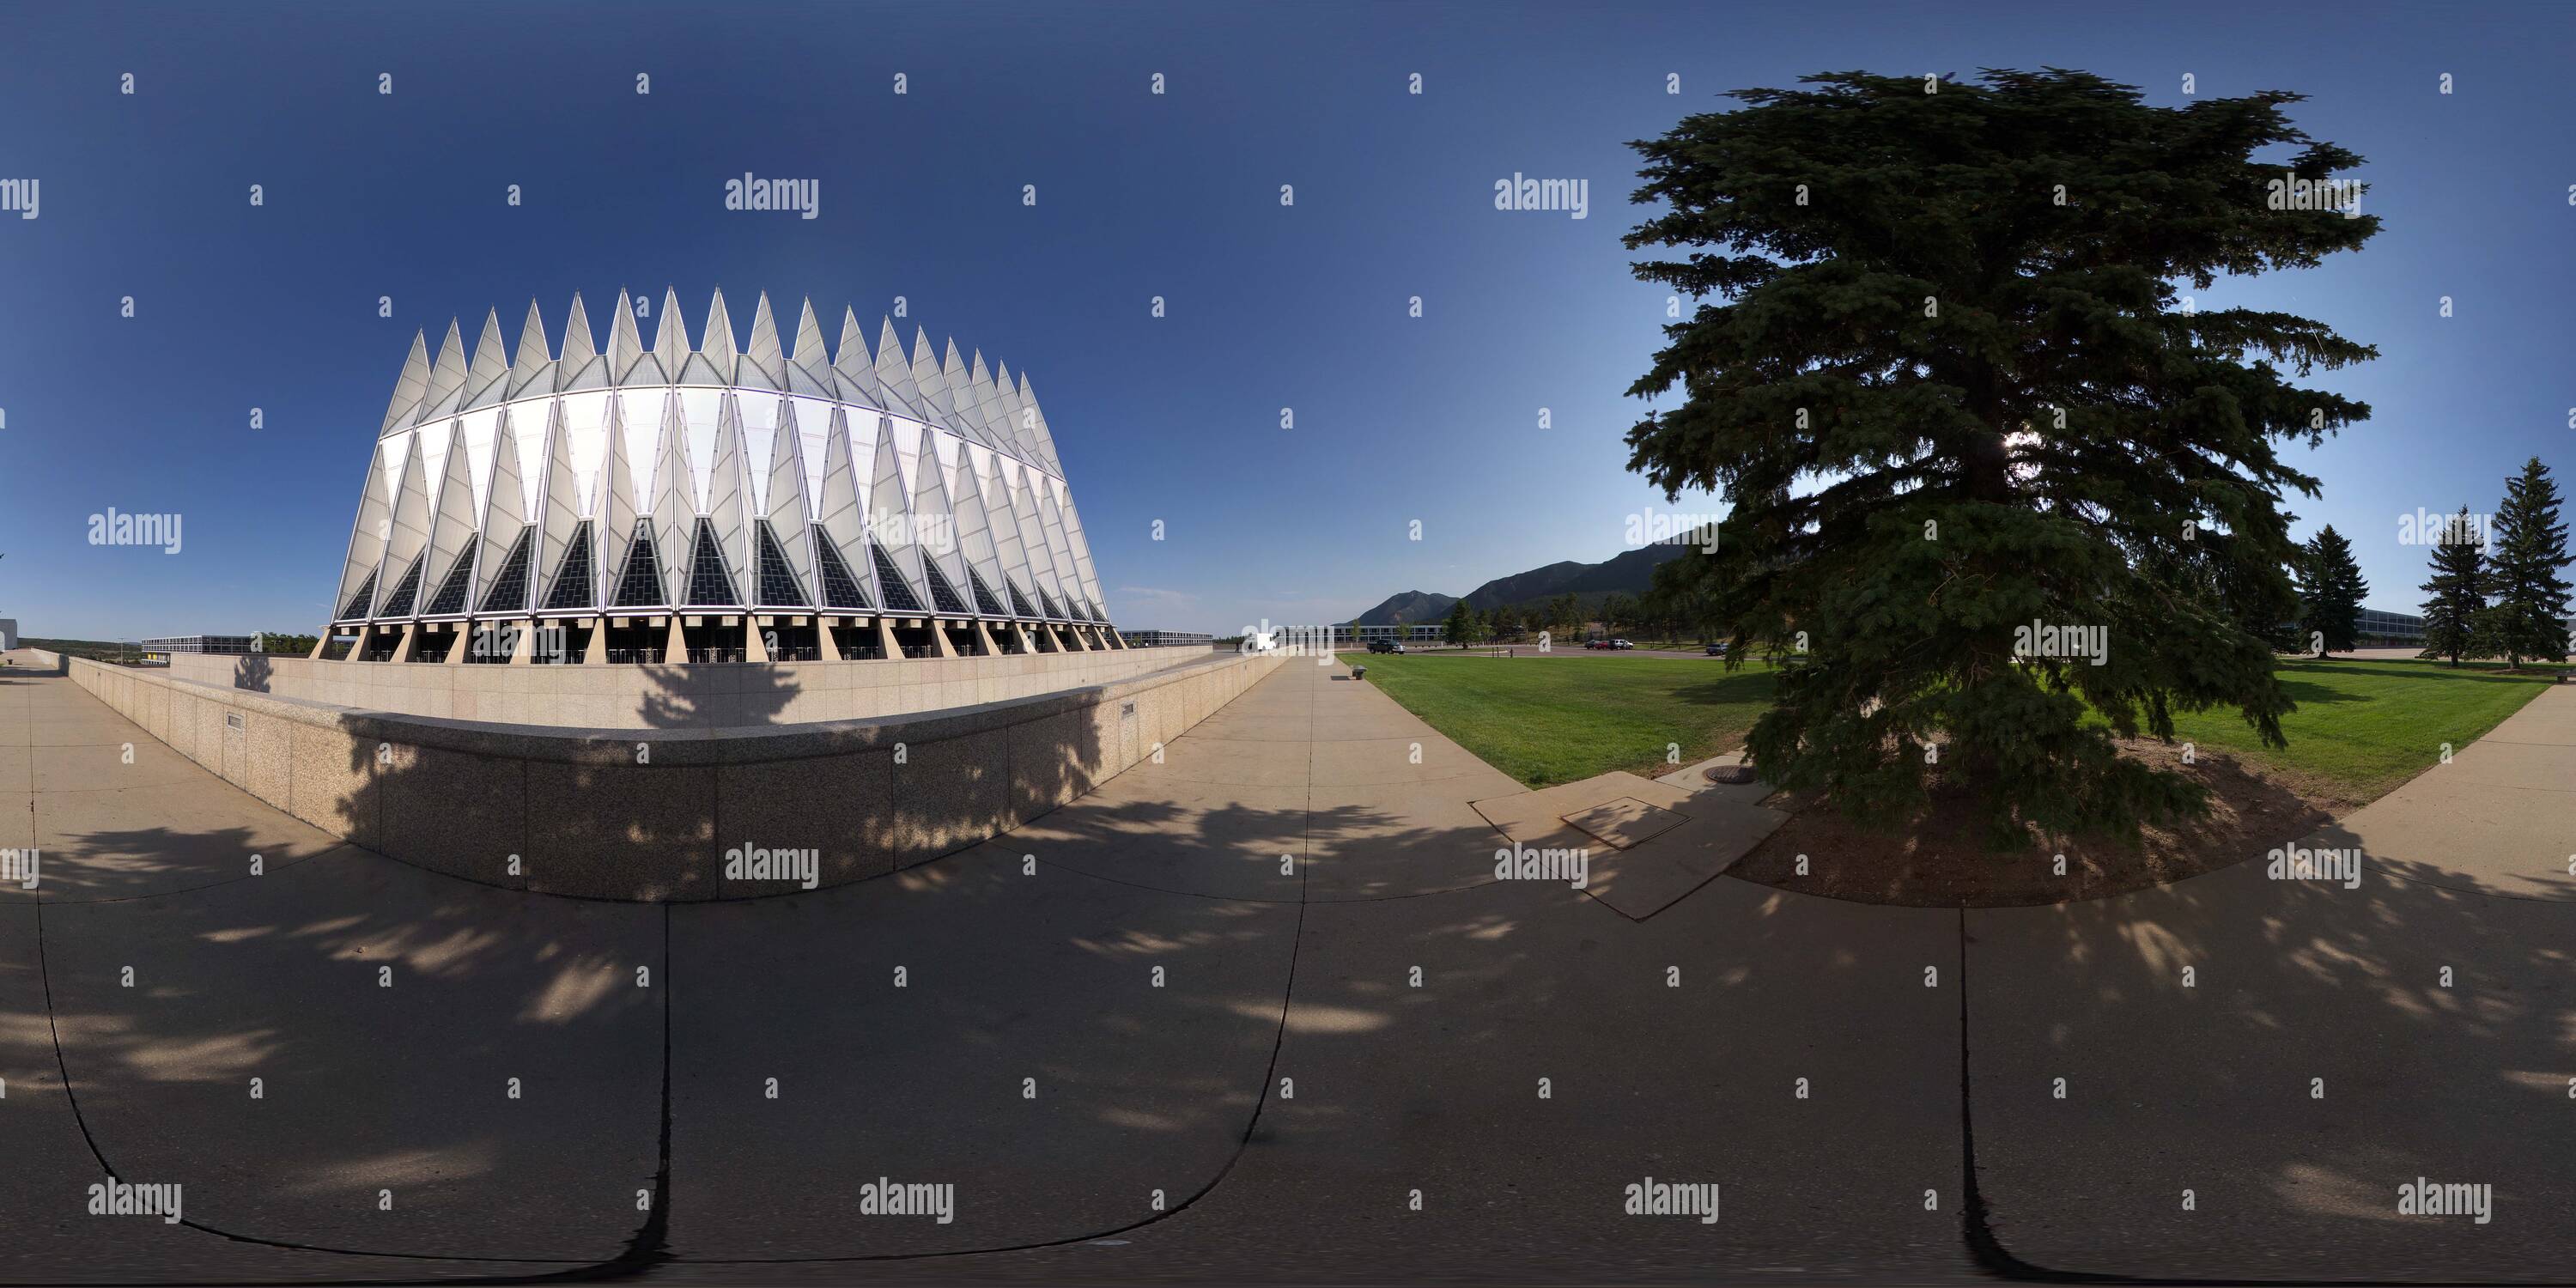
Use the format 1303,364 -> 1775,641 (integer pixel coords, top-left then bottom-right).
1704,764 -> 1757,785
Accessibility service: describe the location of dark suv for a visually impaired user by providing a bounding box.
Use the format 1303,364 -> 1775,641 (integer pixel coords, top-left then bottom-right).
1367,639 -> 1404,654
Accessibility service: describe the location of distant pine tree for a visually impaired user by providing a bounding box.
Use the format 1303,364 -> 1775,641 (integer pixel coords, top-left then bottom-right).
2415,507 -> 2486,666
2298,526 -> 2367,657
1442,598 -> 1475,648
2483,457 -> 2573,668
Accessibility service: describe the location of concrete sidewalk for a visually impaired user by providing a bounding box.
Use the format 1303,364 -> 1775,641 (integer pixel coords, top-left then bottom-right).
1964,683 -> 2576,1280
3,650 -> 2571,1283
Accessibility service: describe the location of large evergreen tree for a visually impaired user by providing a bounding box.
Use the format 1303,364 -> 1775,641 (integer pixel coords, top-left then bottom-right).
1442,598 -> 1475,648
2485,456 -> 2573,667
1623,70 -> 2377,845
2416,507 -> 2486,666
2298,525 -> 2366,657
1644,550 -> 1723,642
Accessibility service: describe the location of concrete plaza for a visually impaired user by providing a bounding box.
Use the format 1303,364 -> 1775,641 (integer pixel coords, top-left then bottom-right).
2,647 -> 2569,1283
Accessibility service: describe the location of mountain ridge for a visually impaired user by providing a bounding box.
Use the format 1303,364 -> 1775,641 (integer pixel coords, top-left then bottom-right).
1352,543 -> 1694,624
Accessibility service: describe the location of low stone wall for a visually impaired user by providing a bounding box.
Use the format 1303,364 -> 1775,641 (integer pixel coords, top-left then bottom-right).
73,647 -> 1279,902
5,647 -> 66,674
167,646 -> 1215,731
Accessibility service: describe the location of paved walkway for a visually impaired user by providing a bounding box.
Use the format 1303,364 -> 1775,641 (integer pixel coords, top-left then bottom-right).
2,647 -> 2570,1282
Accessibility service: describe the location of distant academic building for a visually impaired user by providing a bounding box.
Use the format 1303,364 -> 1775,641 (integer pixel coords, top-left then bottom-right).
1333,623 -> 1447,645
139,635 -> 258,658
2355,608 -> 2424,645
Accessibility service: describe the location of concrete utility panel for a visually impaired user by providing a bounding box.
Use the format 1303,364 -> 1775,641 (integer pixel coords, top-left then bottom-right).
0,618 -> 17,649
1563,797 -> 1690,848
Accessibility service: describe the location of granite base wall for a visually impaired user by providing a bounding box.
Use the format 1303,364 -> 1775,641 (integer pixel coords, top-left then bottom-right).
167,645 -> 1213,730
73,648 -> 1281,902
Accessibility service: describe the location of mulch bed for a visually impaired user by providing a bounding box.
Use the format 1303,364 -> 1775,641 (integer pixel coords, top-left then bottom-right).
1727,738 -> 2340,907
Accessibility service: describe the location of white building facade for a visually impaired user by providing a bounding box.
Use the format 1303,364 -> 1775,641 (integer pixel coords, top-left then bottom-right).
324,289 -> 1122,665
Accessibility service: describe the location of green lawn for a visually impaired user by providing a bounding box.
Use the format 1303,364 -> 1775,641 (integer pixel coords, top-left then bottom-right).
2162,659 -> 2558,804
1348,652 -> 2555,803
1342,652 -> 1777,787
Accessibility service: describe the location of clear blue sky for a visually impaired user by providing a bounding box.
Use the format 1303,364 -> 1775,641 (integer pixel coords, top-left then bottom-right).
2,0 -> 2570,639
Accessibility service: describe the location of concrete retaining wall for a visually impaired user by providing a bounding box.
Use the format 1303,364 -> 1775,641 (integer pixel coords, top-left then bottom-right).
168,646 -> 1217,730
74,647 -> 1280,902
5,647 -> 65,674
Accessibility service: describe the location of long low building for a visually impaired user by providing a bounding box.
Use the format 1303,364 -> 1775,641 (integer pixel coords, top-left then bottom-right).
2318,608 -> 2572,650
138,635 -> 258,658
2356,607 -> 2425,645
323,289 -> 1124,665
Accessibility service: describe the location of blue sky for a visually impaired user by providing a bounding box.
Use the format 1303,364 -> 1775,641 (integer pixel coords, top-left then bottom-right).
1,0 -> 2571,638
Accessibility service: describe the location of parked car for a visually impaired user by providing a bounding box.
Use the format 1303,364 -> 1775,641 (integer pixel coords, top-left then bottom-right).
1607,638 -> 1635,650
1705,641 -> 1728,656
1367,638 -> 1404,654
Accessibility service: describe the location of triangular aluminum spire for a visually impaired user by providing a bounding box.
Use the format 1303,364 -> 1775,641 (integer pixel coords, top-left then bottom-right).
680,287 -> 735,386
373,431 -> 436,619
378,331 -> 430,438
469,410 -> 523,616
966,351 -> 1002,443
740,291 -> 787,391
463,308 -> 512,410
1032,472 -> 1084,620
914,331 -> 959,429
878,318 -> 931,421
756,410 -> 816,606
958,350 -> 1005,456
908,430 -> 975,616
789,396 -> 835,521
945,340 -> 985,434
472,399 -> 535,617
597,401 -> 636,609
703,393 -> 750,606
790,299 -> 829,369
458,405 -> 501,523
972,352 -> 1025,461
605,405 -> 667,611
738,391 -> 782,517
501,397 -> 552,546
562,294 -> 598,366
558,391 -> 613,521
554,292 -> 598,392
908,328 -> 957,436
332,440 -> 401,619
811,409 -> 878,610
700,289 -> 739,368
536,398 -> 592,612
786,298 -> 835,398
868,426 -> 933,613
417,319 -> 470,422
993,360 -> 1031,463
941,438 -> 1009,617
831,308 -> 876,405
1019,372 -> 1066,476
507,298 -> 556,398
418,421 -> 482,617
647,286 -> 688,382
607,287 -> 651,384
1000,464 -> 1054,620
1057,489 -> 1109,620
981,453 -> 1039,617
650,404 -> 696,605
